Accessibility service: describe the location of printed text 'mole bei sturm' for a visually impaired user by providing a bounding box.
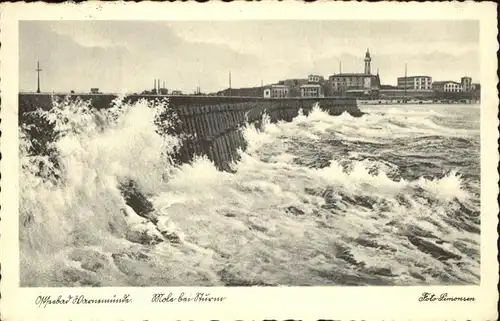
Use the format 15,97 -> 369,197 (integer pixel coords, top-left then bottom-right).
152,292 -> 226,303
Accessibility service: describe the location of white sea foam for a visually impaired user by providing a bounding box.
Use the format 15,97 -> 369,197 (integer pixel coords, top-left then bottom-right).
19,100 -> 480,286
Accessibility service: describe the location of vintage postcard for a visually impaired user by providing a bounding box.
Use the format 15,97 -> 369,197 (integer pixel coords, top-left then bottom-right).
0,2 -> 498,320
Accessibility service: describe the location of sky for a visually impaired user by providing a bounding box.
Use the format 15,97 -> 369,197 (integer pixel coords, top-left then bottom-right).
19,20 -> 479,94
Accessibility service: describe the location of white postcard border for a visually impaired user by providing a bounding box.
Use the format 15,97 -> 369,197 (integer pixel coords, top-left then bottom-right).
1,2 -> 498,320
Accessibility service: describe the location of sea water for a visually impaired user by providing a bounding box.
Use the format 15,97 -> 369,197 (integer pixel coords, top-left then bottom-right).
19,98 -> 480,286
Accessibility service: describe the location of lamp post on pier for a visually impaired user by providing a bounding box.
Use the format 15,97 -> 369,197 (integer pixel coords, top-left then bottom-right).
36,61 -> 42,93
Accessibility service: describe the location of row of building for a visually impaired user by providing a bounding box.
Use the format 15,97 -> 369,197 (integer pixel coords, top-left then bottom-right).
397,75 -> 479,93
263,83 -> 324,99
227,49 -> 479,99
260,49 -> 379,98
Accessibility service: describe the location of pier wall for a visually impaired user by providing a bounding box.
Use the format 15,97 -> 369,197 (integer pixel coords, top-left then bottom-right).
19,93 -> 361,170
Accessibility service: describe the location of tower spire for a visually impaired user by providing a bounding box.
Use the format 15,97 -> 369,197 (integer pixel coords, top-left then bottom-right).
36,60 -> 42,93
364,48 -> 372,75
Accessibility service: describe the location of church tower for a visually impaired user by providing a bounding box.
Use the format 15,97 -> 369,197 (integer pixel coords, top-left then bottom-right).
364,48 -> 371,75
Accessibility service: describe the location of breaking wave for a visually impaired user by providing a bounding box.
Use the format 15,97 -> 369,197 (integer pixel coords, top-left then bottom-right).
19,99 -> 480,286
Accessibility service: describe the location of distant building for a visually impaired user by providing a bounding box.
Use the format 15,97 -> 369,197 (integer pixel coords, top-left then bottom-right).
432,81 -> 462,92
171,90 -> 182,95
270,84 -> 290,98
461,76 -> 472,91
278,79 -> 307,97
329,73 -> 381,93
308,74 -> 324,84
90,88 -> 100,93
261,85 -> 291,98
328,49 -> 380,95
471,83 -> 481,92
397,76 -> 432,90
300,84 -> 322,97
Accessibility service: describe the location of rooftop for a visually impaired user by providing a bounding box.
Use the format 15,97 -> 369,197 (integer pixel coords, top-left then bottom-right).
397,75 -> 432,79
329,73 -> 375,77
432,81 -> 461,85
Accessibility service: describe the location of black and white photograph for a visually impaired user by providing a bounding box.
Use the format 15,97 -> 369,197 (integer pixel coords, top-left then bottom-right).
0,2 -> 498,320
17,19 -> 484,287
